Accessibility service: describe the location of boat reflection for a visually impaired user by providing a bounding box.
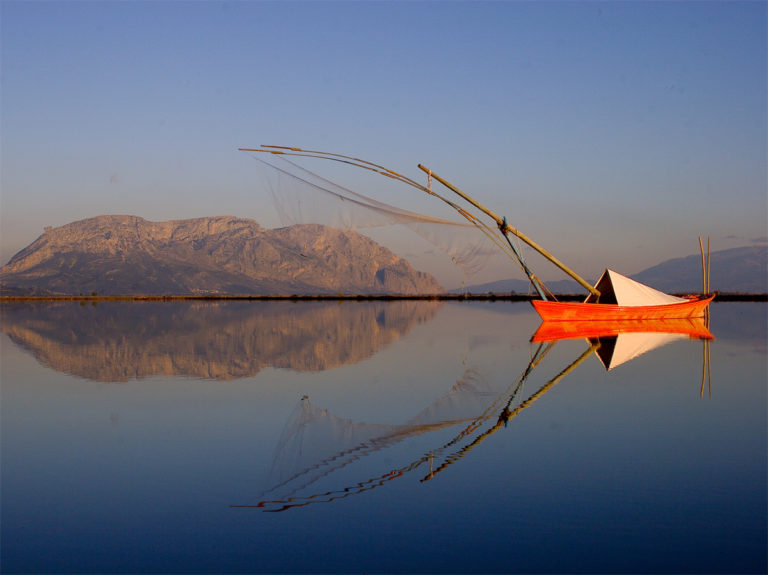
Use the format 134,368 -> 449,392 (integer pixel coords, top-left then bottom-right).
531,317 -> 713,371
240,318 -> 714,512
0,300 -> 441,381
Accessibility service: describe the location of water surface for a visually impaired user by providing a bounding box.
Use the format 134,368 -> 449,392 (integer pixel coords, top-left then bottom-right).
1,300 -> 765,573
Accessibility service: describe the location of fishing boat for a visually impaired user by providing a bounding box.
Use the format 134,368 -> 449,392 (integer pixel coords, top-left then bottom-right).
411,162 -> 715,321
531,269 -> 715,321
240,145 -> 714,320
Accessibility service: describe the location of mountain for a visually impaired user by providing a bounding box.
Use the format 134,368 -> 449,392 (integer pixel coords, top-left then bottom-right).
633,245 -> 767,294
0,215 -> 443,296
459,245 -> 767,295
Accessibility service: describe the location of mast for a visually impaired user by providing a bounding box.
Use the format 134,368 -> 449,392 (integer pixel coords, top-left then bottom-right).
418,164 -> 600,298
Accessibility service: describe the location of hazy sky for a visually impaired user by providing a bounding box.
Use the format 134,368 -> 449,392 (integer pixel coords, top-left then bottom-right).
2,1 -> 765,288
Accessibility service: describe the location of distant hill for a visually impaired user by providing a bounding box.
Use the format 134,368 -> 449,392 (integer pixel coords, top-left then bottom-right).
452,278 -> 581,295
0,215 -> 442,296
633,245 -> 767,294
458,245 -> 767,295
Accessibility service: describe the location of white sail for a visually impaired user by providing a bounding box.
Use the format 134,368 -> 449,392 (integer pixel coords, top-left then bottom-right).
586,269 -> 688,306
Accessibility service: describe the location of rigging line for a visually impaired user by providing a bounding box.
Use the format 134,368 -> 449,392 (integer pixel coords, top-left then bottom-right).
499,220 -> 552,301
513,235 -> 534,298
510,233 -> 535,297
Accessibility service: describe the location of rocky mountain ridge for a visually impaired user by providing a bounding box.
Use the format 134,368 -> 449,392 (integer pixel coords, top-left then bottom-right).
0,215 -> 442,296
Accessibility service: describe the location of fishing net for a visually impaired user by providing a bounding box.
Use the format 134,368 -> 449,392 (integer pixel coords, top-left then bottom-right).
245,151 -> 517,283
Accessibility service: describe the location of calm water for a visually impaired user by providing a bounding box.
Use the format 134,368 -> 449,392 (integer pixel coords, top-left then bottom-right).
1,300 -> 765,574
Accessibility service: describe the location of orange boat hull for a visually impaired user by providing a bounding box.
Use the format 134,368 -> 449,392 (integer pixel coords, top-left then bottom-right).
531,294 -> 714,322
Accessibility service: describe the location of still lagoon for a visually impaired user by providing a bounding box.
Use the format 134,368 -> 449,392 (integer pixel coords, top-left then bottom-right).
1,300 -> 765,573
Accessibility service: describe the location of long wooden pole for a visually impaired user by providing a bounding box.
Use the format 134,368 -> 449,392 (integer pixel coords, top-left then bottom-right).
707,236 -> 711,294
699,236 -> 706,294
418,164 -> 600,297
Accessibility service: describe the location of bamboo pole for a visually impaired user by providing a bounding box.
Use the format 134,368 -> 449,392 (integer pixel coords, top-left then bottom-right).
699,237 -> 706,294
707,236 -> 711,294
418,164 -> 600,297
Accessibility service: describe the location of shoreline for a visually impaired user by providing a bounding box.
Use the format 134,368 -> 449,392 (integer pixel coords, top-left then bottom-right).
1,293 -> 765,302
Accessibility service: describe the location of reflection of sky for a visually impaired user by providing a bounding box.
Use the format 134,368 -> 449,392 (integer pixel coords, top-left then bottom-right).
1,302 -> 765,573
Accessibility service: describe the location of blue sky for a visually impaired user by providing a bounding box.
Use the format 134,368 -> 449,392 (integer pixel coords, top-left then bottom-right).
1,1 -> 765,288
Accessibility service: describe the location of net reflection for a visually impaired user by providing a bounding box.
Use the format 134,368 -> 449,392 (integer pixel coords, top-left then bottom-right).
240,318 -> 714,512
247,368 -> 496,512
0,300 -> 441,381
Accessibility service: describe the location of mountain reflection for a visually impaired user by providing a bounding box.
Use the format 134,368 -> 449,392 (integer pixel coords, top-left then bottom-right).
0,300 -> 441,381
